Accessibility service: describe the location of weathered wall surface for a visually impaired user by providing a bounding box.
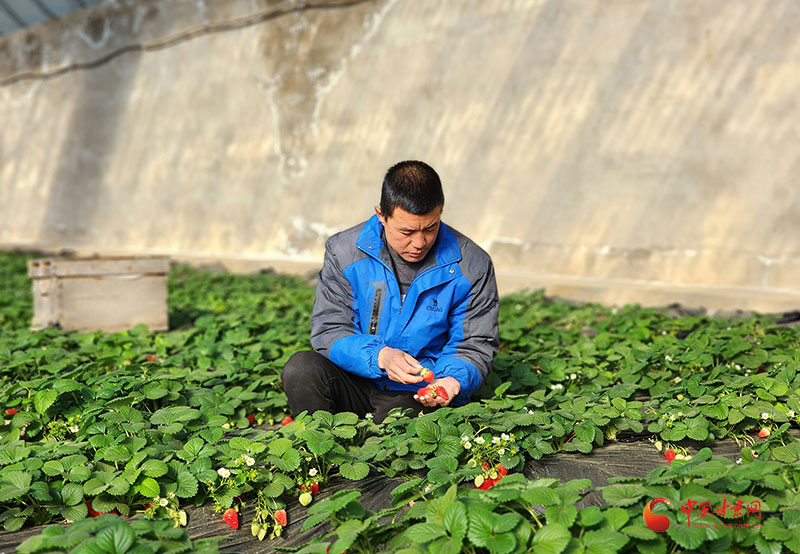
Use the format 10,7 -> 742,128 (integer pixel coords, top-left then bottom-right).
1,0 -> 799,312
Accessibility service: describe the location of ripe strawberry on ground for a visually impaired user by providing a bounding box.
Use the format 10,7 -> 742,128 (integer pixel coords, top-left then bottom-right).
223,508 -> 239,530
664,449 -> 676,463
246,414 -> 255,425
419,367 -> 434,382
281,416 -> 293,426
86,500 -> 103,517
275,509 -> 288,526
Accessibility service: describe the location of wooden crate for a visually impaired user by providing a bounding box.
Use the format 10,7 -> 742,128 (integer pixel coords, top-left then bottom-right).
27,257 -> 170,332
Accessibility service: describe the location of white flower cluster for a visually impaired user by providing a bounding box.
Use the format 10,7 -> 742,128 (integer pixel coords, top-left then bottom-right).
461,432 -> 515,453
550,383 -> 564,391
217,467 -> 231,479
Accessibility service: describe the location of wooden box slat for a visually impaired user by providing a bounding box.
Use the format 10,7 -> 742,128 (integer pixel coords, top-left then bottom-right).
28,257 -> 169,333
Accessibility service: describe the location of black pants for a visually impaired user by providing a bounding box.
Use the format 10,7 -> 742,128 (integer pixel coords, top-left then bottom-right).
281,351 -> 435,424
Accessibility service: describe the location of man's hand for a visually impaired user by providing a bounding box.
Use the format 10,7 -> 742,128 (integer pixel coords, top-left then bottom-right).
378,347 -> 424,385
414,376 -> 460,408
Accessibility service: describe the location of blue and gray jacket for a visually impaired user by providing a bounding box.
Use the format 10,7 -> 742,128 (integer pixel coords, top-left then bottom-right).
310,214 -> 499,406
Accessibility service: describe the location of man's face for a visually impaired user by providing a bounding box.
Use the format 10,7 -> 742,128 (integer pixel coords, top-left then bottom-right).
376,205 -> 442,263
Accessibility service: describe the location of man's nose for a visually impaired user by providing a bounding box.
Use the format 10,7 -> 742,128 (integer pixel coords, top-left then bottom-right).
411,234 -> 426,249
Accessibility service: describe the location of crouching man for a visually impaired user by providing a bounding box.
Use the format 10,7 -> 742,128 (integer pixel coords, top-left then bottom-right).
282,160 -> 499,423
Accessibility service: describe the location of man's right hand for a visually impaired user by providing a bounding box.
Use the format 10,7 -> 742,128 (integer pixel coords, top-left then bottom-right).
378,347 -> 425,385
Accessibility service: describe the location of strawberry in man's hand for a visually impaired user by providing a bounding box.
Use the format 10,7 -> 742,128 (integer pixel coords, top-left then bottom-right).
416,384 -> 448,401
419,367 -> 434,382
223,508 -> 239,529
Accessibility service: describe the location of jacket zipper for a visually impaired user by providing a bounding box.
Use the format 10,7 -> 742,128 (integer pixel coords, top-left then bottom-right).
368,287 -> 383,334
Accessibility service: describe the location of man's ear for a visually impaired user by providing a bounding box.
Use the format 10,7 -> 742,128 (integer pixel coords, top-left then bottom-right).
374,205 -> 385,225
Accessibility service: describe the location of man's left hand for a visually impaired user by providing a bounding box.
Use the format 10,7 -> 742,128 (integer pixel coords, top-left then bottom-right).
414,376 -> 461,408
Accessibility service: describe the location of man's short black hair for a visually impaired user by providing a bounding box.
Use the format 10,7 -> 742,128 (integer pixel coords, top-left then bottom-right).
380,160 -> 444,217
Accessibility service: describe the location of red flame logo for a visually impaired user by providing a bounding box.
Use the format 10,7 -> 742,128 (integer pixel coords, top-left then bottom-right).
643,498 -> 672,532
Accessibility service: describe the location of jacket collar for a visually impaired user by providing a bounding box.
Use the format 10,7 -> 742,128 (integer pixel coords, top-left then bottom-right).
356,214 -> 461,270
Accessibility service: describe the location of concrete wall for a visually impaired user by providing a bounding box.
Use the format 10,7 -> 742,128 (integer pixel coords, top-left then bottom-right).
1,0 -> 799,312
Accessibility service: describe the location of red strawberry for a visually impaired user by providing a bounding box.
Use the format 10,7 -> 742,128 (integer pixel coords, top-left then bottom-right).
417,385 -> 449,401
281,416 -> 293,426
758,428 -> 770,438
86,500 -> 104,517
482,461 -> 490,471
478,477 -> 497,490
274,509 -> 287,526
246,414 -> 255,425
145,355 -> 157,362
310,482 -> 319,495
4,408 -> 17,415
664,449 -> 676,463
145,503 -> 154,509
497,463 -> 508,476
419,368 -> 434,382
300,484 -> 306,491
223,508 -> 238,529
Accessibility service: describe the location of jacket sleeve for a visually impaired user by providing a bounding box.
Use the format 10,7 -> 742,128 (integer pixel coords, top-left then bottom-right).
433,258 -> 499,405
310,239 -> 386,378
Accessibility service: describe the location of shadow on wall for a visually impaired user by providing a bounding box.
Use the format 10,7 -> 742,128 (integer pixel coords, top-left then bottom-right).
39,13 -> 142,245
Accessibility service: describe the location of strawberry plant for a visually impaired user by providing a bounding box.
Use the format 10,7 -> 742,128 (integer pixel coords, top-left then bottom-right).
4,251 -> 800,553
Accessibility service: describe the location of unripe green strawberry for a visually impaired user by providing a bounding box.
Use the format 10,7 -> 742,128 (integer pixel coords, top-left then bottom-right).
257,527 -> 267,541
251,522 -> 260,536
299,492 -> 313,506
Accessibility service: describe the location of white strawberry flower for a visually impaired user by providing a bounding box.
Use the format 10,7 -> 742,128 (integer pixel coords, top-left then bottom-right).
788,411 -> 796,418
463,441 -> 472,450
501,433 -> 510,441
309,468 -> 318,477
217,467 -> 231,479
69,425 -> 79,433
498,448 -> 505,456
492,436 -> 501,444
761,412 -> 770,420
475,437 -> 485,445
159,498 -> 169,507
245,456 -> 256,467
